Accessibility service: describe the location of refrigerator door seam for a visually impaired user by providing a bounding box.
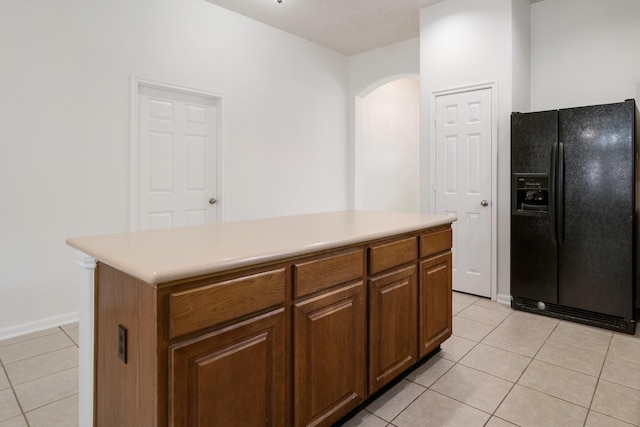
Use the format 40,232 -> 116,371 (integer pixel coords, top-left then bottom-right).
550,142 -> 558,245
558,142 -> 565,245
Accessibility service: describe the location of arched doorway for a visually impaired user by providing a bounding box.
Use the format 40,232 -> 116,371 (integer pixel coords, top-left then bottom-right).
354,77 -> 420,212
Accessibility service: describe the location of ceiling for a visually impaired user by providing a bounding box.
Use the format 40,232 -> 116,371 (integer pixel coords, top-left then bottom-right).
205,0 -> 445,56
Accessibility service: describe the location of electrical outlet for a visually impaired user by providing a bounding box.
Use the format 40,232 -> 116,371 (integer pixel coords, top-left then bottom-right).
118,324 -> 127,364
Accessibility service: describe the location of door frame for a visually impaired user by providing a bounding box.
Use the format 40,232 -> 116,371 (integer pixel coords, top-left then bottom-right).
429,81 -> 498,300
129,77 -> 224,230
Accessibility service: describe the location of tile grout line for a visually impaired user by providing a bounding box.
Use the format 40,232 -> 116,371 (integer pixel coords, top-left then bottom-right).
21,393 -> 80,419
60,328 -> 80,349
3,345 -> 78,373
0,352 -> 31,427
583,329 -> 614,427
0,328 -> 78,367
0,329 -> 62,350
386,382 -> 428,426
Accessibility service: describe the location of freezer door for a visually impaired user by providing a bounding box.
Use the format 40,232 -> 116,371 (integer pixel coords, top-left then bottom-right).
511,111 -> 558,303
511,216 -> 558,303
558,101 -> 635,318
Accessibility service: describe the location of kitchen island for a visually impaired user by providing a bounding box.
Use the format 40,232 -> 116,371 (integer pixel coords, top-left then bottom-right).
67,210 -> 456,427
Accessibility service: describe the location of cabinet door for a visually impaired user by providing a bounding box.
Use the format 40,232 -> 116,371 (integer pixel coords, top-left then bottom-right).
368,265 -> 417,393
294,282 -> 366,427
169,309 -> 285,427
419,252 -> 453,358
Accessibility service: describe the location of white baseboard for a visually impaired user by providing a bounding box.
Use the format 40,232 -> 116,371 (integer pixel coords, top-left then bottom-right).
496,293 -> 512,307
0,312 -> 79,341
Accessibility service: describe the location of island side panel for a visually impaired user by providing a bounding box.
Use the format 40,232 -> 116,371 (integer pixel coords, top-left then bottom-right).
95,263 -> 158,427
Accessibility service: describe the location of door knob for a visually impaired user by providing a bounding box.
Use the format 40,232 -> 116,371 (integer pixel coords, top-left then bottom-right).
209,198 -> 217,205
480,200 -> 489,207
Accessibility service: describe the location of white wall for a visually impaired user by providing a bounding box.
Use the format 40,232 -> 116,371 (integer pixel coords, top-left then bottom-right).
347,38 -> 421,208
356,78 -> 421,212
348,38 -> 421,98
0,0 -> 349,336
511,0 -> 531,112
420,0 -> 531,300
531,0 -> 640,110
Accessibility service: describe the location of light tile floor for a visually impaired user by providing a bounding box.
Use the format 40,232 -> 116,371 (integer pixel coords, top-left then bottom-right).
0,324 -> 78,427
343,292 -> 640,427
0,293 -> 639,426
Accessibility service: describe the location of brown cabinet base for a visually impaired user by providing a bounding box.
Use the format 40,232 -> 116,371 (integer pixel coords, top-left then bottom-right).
93,225 -> 452,427
293,282 -> 366,426
368,265 -> 418,394
169,309 -> 286,427
419,252 -> 453,358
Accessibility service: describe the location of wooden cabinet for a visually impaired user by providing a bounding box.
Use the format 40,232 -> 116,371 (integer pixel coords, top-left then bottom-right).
293,250 -> 364,299
169,309 -> 286,427
293,251 -> 366,427
293,283 -> 366,426
92,223 -> 453,427
368,265 -> 417,393
419,227 -> 453,358
166,269 -> 287,427
367,236 -> 418,394
169,268 -> 286,339
95,265 -> 288,427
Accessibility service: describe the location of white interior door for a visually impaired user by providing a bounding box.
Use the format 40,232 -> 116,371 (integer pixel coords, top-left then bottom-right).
137,85 -> 219,230
434,88 -> 492,297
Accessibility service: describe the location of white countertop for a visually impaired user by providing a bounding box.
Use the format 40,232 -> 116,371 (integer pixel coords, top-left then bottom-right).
66,210 -> 455,286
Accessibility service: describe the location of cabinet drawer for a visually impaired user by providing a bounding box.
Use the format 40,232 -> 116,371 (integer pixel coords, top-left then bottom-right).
420,228 -> 452,258
368,237 -> 417,275
169,268 -> 285,339
294,249 -> 364,299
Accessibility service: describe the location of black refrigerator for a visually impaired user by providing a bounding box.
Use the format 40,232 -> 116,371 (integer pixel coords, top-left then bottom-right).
510,99 -> 639,334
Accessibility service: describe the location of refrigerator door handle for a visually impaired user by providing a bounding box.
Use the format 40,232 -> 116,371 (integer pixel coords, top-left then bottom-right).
558,142 -> 564,245
550,142 -> 558,245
